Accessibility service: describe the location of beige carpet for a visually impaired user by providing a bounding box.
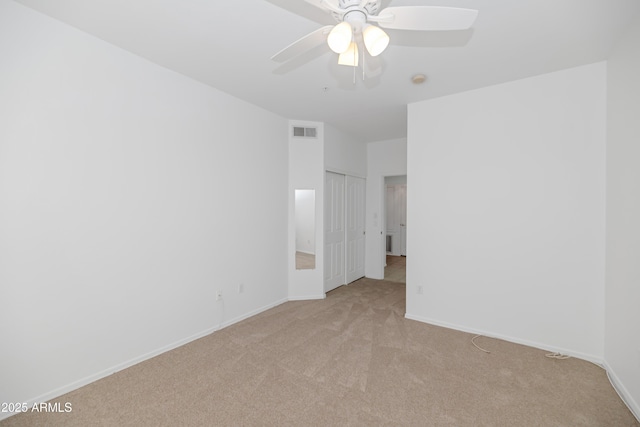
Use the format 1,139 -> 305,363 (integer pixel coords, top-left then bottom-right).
3,278 -> 637,426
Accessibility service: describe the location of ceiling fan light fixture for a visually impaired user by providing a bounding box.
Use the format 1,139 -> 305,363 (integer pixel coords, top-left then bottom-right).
327,22 -> 353,54
363,24 -> 389,57
338,42 -> 359,67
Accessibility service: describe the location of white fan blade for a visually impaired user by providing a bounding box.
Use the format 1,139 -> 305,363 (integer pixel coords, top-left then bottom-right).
304,0 -> 343,14
376,6 -> 478,31
271,25 -> 333,63
264,0 -> 336,25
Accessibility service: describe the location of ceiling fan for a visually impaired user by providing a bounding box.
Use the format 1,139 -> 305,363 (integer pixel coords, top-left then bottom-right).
271,0 -> 478,67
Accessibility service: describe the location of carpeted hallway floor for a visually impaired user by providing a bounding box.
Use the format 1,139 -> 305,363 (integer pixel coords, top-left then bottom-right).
3,278 -> 637,426
384,255 -> 406,283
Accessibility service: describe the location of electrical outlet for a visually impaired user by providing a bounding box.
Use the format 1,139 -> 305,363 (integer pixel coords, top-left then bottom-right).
417,285 -> 423,295
238,283 -> 244,294
216,290 -> 222,301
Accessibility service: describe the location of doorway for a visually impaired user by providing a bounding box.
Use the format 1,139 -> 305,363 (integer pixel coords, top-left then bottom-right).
324,171 -> 365,293
384,254 -> 406,283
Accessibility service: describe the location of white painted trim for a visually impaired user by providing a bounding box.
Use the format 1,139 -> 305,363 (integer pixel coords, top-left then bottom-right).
288,294 -> 326,301
406,311 -> 640,423
218,298 -> 289,329
0,326 -> 212,421
1,301 -> 633,423
0,298 -> 289,423
325,167 -> 366,180
404,313 -> 603,365
603,361 -> 640,422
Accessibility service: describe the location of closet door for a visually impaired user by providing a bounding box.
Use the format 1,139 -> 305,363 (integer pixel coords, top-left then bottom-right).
346,176 -> 365,283
324,172 -> 345,293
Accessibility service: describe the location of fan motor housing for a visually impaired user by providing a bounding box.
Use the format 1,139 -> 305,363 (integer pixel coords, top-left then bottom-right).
333,0 -> 381,21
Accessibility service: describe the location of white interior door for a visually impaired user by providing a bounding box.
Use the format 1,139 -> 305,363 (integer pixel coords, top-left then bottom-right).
346,176 -> 365,283
324,172 -> 345,292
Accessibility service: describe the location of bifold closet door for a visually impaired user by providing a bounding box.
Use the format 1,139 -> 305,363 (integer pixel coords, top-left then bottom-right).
324,172 -> 345,293
346,175 -> 365,283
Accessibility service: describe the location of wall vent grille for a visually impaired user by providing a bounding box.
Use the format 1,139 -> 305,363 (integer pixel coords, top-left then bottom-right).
293,126 -> 317,138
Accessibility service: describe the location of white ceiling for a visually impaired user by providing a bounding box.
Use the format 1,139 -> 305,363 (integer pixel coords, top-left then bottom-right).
13,0 -> 640,142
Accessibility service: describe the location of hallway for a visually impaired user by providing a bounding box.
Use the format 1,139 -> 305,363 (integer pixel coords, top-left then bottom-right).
384,255 -> 406,283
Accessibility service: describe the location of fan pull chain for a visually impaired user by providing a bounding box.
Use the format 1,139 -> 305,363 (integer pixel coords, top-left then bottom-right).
352,63 -> 356,84
362,46 -> 365,81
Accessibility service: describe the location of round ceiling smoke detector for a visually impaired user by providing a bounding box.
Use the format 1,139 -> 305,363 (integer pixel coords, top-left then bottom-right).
412,74 -> 427,85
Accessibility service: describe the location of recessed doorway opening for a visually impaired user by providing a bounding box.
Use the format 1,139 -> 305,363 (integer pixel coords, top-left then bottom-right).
383,175 -> 407,283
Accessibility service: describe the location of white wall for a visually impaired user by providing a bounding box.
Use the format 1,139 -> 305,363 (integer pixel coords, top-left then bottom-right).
365,139 -> 408,279
406,63 -> 607,361
288,122 -> 365,299
324,124 -> 367,178
288,122 -> 325,300
605,14 -> 640,417
0,0 -> 288,412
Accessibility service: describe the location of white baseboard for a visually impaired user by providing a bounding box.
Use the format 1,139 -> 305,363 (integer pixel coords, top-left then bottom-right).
602,361 -> 640,422
0,324 -> 211,422
288,294 -> 326,301
0,298 -> 289,423
404,313 -> 603,365
218,298 -> 288,329
403,313 -> 640,422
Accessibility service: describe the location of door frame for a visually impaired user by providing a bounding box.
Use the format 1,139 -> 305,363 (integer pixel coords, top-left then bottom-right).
324,171 -> 366,292
324,171 -> 346,293
380,174 -> 407,277
346,175 -> 366,284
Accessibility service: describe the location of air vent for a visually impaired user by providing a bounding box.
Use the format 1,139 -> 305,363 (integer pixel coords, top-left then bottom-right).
292,126 -> 317,138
